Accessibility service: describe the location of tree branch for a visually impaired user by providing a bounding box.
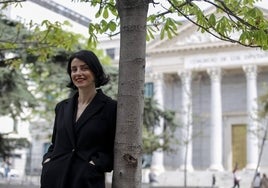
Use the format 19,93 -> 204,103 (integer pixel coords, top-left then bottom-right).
207,0 -> 260,31
0,0 -> 25,3
167,0 -> 261,48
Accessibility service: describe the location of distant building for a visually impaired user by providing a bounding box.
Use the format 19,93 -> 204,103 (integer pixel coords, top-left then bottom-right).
99,7 -> 268,173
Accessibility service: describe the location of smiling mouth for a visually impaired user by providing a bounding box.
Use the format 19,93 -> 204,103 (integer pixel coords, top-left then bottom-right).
75,78 -> 85,82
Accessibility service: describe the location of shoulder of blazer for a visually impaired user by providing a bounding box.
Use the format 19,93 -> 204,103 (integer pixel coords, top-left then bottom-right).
96,89 -> 117,105
55,90 -> 117,110
54,93 -> 77,111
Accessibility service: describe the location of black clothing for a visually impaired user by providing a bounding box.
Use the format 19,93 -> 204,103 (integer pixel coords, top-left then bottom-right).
40,90 -> 117,188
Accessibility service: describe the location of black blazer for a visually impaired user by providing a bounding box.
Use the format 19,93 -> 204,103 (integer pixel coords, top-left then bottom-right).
40,89 -> 117,188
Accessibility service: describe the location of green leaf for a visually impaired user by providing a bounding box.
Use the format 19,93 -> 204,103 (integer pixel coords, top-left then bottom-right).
167,29 -> 172,39
95,9 -> 102,18
103,7 -> 109,19
208,14 -> 216,27
109,21 -> 117,32
160,28 -> 165,40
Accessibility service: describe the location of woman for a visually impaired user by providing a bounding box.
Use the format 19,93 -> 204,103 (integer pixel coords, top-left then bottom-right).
40,50 -> 117,188
232,166 -> 240,188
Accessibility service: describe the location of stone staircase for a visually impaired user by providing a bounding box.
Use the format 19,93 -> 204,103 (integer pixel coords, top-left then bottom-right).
107,168 -> 268,188
143,169 -> 268,188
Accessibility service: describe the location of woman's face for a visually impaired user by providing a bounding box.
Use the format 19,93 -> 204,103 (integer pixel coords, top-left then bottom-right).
70,58 -> 95,89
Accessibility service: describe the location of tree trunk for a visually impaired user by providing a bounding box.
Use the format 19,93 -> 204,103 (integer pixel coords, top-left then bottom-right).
112,1 -> 148,188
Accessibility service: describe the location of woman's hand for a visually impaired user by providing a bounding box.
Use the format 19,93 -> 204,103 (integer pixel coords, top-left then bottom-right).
89,160 -> 95,165
43,158 -> 51,164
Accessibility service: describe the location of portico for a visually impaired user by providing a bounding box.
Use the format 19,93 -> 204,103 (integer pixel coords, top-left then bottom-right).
146,31 -> 268,171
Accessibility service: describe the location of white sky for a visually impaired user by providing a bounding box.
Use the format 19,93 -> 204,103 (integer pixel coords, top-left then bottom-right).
8,0 -> 94,36
0,116 -> 13,133
7,0 -> 268,37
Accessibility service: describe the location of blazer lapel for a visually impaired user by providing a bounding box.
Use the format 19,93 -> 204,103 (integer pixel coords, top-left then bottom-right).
75,90 -> 107,131
63,94 -> 77,146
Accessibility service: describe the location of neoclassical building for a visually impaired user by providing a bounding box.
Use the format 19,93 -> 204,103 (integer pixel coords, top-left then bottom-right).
100,10 -> 268,173
146,29 -> 268,172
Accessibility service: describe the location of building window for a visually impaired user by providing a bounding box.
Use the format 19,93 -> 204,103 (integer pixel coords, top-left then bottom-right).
106,48 -> 115,59
144,82 -> 154,98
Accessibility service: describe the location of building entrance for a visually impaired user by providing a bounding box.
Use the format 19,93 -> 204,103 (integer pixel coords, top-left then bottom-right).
232,124 -> 247,170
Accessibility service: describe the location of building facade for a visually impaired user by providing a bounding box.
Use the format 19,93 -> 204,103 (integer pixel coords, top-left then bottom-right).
146,19 -> 268,172
100,13 -> 268,173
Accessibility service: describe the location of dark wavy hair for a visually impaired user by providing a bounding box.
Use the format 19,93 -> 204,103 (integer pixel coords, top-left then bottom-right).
67,50 -> 110,90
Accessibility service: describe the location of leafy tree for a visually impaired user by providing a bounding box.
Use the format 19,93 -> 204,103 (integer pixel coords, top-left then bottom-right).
0,12 -> 83,119
0,9 -> 90,154
143,97 -> 177,154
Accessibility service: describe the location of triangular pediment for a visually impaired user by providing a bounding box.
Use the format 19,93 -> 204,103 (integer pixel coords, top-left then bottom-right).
147,5 -> 268,54
147,21 -> 222,51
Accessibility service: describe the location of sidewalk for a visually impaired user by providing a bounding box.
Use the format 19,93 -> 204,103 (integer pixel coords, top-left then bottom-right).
0,183 -> 39,188
0,176 -> 40,188
0,169 -> 262,188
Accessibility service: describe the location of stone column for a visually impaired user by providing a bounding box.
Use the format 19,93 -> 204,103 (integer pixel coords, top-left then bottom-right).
243,65 -> 259,170
178,70 -> 194,171
207,68 -> 224,171
150,73 -> 165,173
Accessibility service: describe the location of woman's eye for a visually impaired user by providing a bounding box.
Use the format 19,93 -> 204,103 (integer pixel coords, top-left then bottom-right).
81,67 -> 89,71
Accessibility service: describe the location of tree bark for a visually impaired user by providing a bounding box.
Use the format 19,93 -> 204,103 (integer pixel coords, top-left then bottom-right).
112,1 -> 148,188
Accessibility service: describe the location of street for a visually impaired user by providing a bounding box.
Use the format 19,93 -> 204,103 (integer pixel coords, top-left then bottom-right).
0,176 -> 39,188
0,183 -> 39,188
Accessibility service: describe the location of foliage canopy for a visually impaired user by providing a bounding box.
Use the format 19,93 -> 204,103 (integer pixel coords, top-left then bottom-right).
73,0 -> 268,50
